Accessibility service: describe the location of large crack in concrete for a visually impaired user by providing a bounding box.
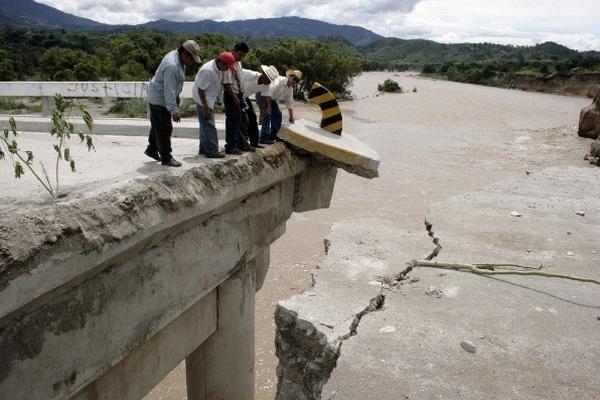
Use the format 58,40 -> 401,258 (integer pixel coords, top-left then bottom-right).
338,294 -> 386,342
275,227 -> 390,400
275,293 -> 386,400
274,219 -> 438,400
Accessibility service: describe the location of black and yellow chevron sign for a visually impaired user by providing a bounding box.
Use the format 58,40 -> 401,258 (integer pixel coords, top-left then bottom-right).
308,82 -> 342,135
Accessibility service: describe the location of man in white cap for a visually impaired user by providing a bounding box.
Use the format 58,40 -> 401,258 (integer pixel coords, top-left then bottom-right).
193,51 -> 236,158
145,40 -> 201,167
241,65 -> 278,148
257,69 -> 302,144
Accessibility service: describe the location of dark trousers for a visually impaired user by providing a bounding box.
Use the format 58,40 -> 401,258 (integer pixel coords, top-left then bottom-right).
240,109 -> 250,148
245,97 -> 260,147
147,104 -> 172,160
224,91 -> 241,151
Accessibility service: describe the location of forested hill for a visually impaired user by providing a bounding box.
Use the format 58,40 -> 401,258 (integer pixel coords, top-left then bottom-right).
141,17 -> 383,47
0,0 -> 382,46
357,38 -> 600,69
2,0 -> 599,64
0,0 -> 104,29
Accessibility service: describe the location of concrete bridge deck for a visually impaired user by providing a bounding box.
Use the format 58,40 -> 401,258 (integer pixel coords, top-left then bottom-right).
0,134 -> 337,400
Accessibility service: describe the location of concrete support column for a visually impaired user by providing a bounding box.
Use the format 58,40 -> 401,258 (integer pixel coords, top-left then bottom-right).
42,96 -> 53,117
254,247 -> 270,292
186,262 -> 256,400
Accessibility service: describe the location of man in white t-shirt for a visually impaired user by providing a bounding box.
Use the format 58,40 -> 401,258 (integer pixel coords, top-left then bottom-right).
241,65 -> 279,148
192,52 -> 236,158
257,69 -> 302,144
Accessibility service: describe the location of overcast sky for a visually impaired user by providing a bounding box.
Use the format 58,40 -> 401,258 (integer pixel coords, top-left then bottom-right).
37,0 -> 600,51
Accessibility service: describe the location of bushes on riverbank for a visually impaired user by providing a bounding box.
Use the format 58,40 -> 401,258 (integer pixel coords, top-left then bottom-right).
377,79 -> 402,93
421,58 -> 600,88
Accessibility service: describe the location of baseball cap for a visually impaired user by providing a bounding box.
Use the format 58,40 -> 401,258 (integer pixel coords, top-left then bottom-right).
218,52 -> 236,71
182,40 -> 201,64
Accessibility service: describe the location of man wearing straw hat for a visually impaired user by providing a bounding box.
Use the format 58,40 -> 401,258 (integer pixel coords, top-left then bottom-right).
145,40 -> 201,167
241,64 -> 279,148
256,69 -> 302,144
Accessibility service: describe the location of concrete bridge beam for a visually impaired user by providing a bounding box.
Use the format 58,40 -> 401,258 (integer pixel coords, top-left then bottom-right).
186,261 -> 256,400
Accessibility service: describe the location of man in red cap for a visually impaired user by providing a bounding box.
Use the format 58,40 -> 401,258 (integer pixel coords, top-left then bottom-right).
192,52 -> 236,158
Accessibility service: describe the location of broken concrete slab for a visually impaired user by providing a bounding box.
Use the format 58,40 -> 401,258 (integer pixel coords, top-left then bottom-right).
278,119 -> 380,179
275,166 -> 600,400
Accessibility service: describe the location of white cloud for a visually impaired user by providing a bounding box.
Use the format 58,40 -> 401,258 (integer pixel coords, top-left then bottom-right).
395,0 -> 600,50
35,0 -> 600,50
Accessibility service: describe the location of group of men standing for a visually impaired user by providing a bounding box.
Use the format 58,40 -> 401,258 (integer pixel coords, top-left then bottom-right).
145,39 -> 303,166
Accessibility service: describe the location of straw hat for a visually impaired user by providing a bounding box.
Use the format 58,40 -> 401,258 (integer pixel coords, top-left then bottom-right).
261,65 -> 279,82
286,69 -> 302,81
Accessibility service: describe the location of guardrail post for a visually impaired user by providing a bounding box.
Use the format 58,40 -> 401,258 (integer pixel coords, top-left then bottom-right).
41,96 -> 53,116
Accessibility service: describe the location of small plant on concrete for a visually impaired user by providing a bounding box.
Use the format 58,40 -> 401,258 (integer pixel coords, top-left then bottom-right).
0,94 -> 94,198
377,79 -> 403,93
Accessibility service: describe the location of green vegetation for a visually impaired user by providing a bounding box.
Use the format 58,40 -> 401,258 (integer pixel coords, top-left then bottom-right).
0,27 -> 362,98
421,58 -> 600,88
359,38 -> 599,70
0,97 -> 42,113
0,95 -> 94,198
377,79 -> 402,93
1,25 -> 598,96
107,98 -> 147,118
253,39 -> 362,98
0,98 -> 27,112
179,98 -> 197,118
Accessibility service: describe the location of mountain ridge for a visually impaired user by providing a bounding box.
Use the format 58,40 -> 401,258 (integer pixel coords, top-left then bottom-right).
138,16 -> 383,46
0,0 -> 103,28
0,0 -> 383,45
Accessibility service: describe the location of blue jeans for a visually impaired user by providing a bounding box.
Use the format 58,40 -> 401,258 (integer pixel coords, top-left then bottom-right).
196,104 -> 219,155
256,93 -> 282,141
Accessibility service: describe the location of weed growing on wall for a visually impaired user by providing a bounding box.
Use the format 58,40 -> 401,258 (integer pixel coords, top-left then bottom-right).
0,94 -> 94,198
